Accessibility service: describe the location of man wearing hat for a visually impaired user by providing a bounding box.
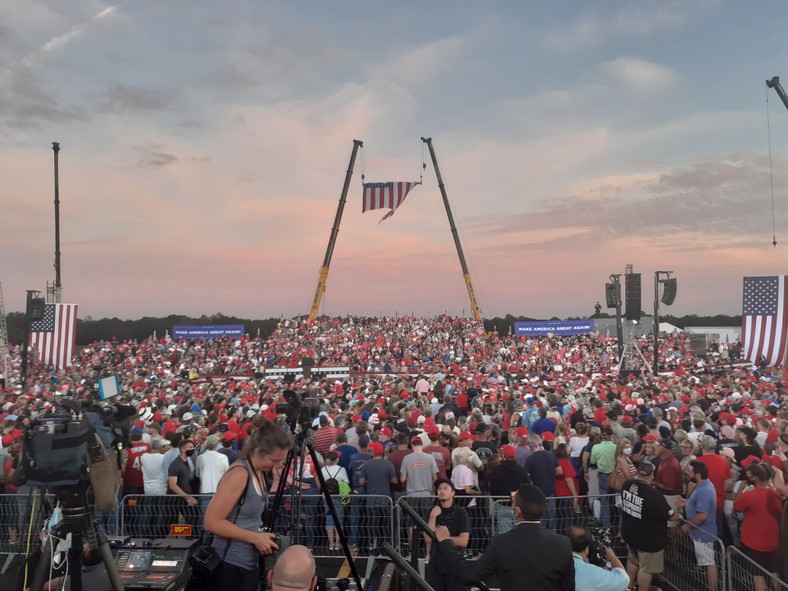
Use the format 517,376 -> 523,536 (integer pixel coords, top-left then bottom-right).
357,441 -> 397,553
620,462 -> 674,591
654,438 -> 683,526
426,478 -> 470,591
217,430 -> 238,463
123,426 -> 151,536
489,445 -> 530,534
347,435 -> 373,550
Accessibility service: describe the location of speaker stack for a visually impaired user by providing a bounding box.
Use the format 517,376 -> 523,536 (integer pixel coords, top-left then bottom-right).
625,274 -> 641,321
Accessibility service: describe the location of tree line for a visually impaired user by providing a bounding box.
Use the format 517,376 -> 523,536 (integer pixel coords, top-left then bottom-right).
5,311 -> 742,347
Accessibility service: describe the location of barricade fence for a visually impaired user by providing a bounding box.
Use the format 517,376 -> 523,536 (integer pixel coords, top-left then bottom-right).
3,489 -> 783,590
662,519 -> 726,591
726,546 -> 788,591
0,490 -> 56,546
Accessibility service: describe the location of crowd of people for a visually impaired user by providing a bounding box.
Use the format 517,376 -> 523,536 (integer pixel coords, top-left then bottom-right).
0,315 -> 786,590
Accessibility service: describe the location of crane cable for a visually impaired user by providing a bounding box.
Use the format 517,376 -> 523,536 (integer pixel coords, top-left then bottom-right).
766,85 -> 777,248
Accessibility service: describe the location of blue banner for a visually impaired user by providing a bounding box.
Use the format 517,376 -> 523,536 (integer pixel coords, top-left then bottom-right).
172,324 -> 245,340
514,320 -> 594,336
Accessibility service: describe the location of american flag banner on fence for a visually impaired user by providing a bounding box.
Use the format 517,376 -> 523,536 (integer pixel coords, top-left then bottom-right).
741,276 -> 788,366
362,181 -> 420,222
29,303 -> 79,370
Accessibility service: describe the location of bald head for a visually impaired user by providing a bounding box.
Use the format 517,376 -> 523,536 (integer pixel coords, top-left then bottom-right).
268,545 -> 316,591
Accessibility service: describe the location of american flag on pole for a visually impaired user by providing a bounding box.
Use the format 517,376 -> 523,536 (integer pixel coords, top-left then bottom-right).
29,303 -> 78,370
362,181 -> 420,222
741,276 -> 788,366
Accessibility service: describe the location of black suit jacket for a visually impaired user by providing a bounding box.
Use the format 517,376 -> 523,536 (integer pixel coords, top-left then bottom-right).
438,522 -> 574,591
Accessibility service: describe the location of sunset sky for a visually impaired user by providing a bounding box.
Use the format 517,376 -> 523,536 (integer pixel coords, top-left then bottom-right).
2,1 -> 788,321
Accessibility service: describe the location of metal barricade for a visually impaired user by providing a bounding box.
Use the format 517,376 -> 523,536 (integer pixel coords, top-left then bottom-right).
726,546 -> 788,591
662,519 -> 727,591
268,493 -> 395,559
0,490 -> 55,545
395,495 -> 511,558
119,494 -> 213,539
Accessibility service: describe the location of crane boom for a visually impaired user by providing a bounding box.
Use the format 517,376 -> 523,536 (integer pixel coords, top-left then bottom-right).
308,139 -> 363,324
421,137 -> 483,321
767,76 -> 788,112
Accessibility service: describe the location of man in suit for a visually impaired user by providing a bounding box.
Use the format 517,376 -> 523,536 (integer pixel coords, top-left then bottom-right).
435,483 -> 574,591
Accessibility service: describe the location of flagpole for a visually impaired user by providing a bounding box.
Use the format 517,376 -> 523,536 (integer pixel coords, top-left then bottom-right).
52,142 -> 62,303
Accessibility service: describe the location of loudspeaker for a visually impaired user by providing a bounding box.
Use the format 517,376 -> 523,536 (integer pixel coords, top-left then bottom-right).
605,283 -> 618,308
661,278 -> 677,306
625,273 -> 641,321
27,297 -> 46,321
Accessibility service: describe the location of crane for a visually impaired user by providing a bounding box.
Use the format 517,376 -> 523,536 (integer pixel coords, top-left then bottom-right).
421,137 -> 483,322
767,76 -> 788,111
308,140 -> 363,324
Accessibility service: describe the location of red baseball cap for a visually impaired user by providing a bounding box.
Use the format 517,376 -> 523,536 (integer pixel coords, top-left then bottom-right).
459,431 -> 474,441
541,432 -> 555,442
500,445 -> 516,460
370,442 -> 384,456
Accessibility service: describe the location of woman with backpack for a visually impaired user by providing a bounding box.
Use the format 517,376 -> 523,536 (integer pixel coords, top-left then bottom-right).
321,450 -> 349,551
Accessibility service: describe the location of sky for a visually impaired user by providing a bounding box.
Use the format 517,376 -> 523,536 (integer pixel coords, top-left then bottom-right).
2,1 -> 788,321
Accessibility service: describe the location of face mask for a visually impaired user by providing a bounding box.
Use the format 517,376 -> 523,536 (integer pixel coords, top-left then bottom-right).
623,448 -> 632,456
185,449 -> 195,457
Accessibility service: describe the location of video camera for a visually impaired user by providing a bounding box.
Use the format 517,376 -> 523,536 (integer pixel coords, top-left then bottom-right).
15,392 -> 132,510
275,389 -> 321,431
587,520 -> 613,567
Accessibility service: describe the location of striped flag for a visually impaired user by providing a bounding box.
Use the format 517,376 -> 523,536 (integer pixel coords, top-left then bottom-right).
29,303 -> 79,370
362,181 -> 420,222
741,276 -> 788,366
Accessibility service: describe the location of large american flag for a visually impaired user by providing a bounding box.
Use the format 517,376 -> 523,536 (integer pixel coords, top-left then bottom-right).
29,303 -> 79,370
362,181 -> 420,222
741,276 -> 788,366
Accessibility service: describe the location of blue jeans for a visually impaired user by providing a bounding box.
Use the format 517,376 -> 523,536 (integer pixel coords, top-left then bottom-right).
493,502 -> 515,535
348,490 -> 366,546
324,497 -> 344,531
597,472 -> 611,528
199,494 -> 214,542
540,497 -> 557,531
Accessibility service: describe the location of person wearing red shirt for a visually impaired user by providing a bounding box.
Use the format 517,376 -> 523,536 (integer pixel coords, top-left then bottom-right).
423,430 -> 452,480
313,416 -> 339,455
124,428 -> 152,495
455,391 -> 469,416
554,443 -> 579,529
123,427 -> 151,537
733,462 -> 783,584
693,436 -> 732,541
654,439 -> 683,527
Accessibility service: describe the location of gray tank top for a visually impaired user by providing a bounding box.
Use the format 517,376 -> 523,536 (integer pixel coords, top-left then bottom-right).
211,461 -> 268,570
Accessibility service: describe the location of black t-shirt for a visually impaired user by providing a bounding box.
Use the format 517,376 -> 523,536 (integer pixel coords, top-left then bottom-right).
472,441 -> 498,466
167,456 -> 192,495
427,503 -> 471,577
489,460 -> 531,496
620,479 -> 672,552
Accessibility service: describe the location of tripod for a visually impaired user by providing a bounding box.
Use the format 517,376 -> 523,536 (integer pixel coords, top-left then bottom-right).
29,483 -> 124,591
266,425 -> 362,591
